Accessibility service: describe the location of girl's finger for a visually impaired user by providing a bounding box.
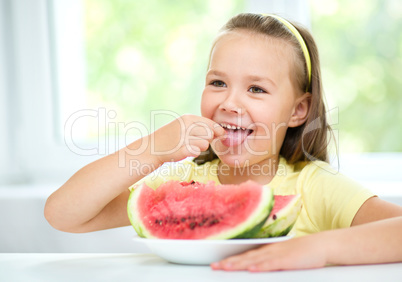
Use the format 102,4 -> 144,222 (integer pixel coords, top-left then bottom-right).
192,117 -> 225,138
186,145 -> 201,158
212,122 -> 226,137
185,122 -> 214,140
190,121 -> 225,140
186,138 -> 210,153
212,246 -> 273,270
248,258 -> 285,272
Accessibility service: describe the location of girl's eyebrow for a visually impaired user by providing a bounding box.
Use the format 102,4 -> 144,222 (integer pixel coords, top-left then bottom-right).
206,70 -> 227,77
246,75 -> 277,88
207,69 -> 277,88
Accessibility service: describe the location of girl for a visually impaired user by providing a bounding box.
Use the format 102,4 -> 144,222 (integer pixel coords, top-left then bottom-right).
45,13 -> 402,272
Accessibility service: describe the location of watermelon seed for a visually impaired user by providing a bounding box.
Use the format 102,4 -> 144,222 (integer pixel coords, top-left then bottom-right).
209,219 -> 220,226
154,219 -> 164,225
189,222 -> 196,230
154,219 -> 163,225
181,217 -> 186,222
273,214 -> 277,220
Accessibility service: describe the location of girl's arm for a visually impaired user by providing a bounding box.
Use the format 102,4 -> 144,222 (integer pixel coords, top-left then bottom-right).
212,197 -> 402,272
44,136 -> 159,233
44,115 -> 225,233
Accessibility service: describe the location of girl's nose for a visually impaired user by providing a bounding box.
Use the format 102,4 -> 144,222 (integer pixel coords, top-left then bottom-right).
218,93 -> 244,115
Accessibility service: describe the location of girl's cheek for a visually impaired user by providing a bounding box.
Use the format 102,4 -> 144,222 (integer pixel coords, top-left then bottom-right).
200,102 -> 209,118
200,92 -> 214,118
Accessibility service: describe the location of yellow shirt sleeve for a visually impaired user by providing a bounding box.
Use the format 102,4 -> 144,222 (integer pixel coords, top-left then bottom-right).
294,161 -> 376,236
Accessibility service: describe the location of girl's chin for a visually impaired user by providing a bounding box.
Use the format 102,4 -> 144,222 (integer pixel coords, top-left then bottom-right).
212,142 -> 267,159
212,145 -> 273,166
215,150 -> 265,168
216,155 -> 247,168
211,141 -> 247,156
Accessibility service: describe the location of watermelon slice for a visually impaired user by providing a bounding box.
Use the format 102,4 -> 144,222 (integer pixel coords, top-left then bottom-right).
127,180 -> 274,239
253,194 -> 302,238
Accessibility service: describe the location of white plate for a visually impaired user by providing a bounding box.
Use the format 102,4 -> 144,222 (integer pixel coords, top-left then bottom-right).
133,236 -> 292,265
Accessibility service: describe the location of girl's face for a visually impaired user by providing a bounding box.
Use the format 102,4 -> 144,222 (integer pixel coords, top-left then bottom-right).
201,30 -> 305,168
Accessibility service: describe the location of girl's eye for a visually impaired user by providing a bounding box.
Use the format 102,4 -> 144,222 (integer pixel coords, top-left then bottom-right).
211,80 -> 226,87
248,86 -> 266,94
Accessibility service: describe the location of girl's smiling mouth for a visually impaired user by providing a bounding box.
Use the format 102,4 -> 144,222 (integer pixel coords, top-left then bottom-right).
219,122 -> 254,147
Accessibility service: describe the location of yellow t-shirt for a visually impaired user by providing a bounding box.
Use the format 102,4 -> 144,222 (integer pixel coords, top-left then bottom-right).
129,157 -> 375,236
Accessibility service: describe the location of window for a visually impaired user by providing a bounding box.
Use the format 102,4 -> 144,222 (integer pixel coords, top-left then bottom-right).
10,0 -> 401,186
310,0 -> 402,153
0,0 -> 310,184
309,0 -> 402,187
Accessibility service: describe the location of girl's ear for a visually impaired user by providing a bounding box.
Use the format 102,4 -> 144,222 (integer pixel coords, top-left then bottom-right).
288,93 -> 311,128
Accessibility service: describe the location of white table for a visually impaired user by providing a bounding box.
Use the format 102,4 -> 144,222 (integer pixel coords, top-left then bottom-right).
1,253 -> 401,282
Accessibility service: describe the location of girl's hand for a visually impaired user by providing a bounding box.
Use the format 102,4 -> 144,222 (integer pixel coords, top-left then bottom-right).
211,235 -> 328,272
150,115 -> 225,164
212,215 -> 402,272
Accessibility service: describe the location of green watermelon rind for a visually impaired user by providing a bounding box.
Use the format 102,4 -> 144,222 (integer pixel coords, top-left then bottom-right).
232,212 -> 270,239
127,185 -> 152,238
127,182 -> 274,240
254,219 -> 296,238
253,194 -> 302,238
232,189 -> 274,239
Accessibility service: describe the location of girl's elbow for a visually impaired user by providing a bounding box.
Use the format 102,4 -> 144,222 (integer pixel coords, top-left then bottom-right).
44,196 -> 76,233
44,197 -> 63,231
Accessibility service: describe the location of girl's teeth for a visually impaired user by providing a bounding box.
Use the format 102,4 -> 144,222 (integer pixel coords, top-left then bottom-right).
220,123 -> 248,131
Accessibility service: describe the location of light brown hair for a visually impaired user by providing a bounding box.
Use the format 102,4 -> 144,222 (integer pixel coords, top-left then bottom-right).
195,13 -> 332,165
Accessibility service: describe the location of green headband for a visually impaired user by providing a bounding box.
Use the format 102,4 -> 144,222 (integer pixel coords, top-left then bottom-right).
262,14 -> 312,91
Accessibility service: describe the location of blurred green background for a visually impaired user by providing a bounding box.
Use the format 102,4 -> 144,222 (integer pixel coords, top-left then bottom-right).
83,0 -> 402,153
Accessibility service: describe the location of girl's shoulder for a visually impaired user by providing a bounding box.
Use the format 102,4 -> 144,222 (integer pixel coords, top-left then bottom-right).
273,156 -> 369,195
278,157 -> 340,180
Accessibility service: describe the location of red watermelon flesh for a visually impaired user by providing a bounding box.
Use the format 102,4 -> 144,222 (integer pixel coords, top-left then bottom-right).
270,195 -> 295,219
128,180 -> 274,240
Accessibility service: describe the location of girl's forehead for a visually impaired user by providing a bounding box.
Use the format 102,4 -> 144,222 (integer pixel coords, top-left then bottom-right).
209,30 -> 294,79
216,29 -> 289,48
211,30 -> 294,63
